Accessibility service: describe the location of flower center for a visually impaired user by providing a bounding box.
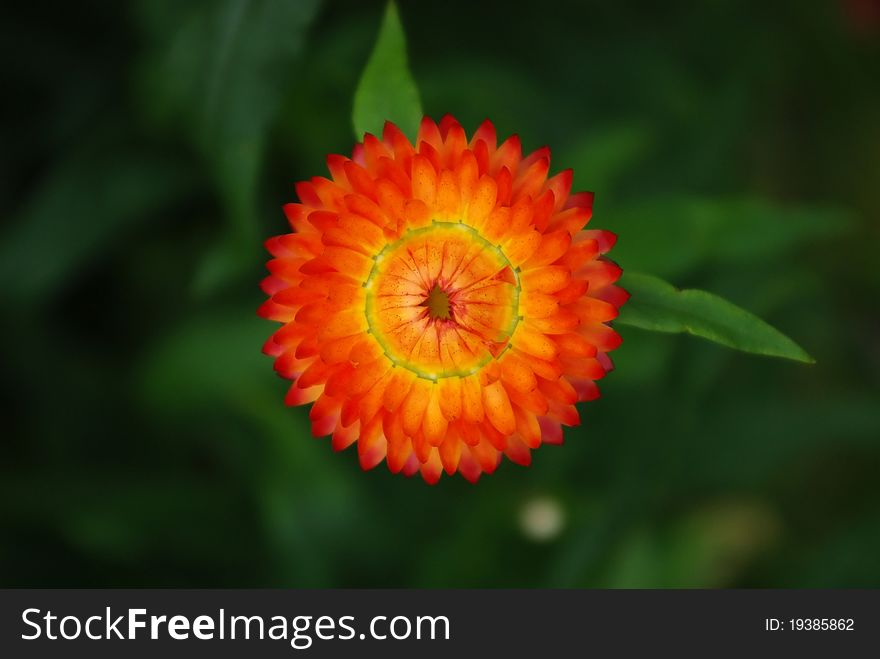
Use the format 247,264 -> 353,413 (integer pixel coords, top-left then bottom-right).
423,283 -> 451,320
364,222 -> 521,380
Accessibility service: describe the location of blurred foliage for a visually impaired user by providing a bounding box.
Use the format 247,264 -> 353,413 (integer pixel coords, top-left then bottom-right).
1,0 -> 879,588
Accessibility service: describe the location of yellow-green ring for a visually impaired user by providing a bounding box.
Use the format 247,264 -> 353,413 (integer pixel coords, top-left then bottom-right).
363,221 -> 521,380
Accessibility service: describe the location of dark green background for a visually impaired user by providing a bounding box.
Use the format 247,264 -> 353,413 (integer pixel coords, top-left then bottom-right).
2,0 -> 878,587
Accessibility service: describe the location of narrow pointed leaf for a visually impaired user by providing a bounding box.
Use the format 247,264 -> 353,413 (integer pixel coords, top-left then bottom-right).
352,1 -> 422,140
617,273 -> 814,363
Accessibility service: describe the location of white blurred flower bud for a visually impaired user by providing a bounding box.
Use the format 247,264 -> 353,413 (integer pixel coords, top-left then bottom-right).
519,496 -> 565,542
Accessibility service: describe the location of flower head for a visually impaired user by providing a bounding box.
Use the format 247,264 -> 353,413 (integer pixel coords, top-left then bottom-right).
259,115 -> 627,483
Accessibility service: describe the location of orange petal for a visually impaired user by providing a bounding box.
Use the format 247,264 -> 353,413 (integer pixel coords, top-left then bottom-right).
357,414 -> 387,470
545,169 -> 573,212
332,419 -> 359,451
436,169 -> 460,219
342,160 -> 376,197
595,284 -> 630,309
570,377 -> 601,402
578,322 -> 623,352
538,416 -> 564,445
439,430 -> 462,475
438,377 -> 463,421
419,449 -> 443,484
411,155 -> 437,208
273,286 -> 325,307
561,239 -> 599,270
513,350 -> 562,380
348,358 -> 390,396
344,193 -> 387,228
537,376 -> 578,405
375,179 -> 406,227
503,434 -> 532,466
512,325 -> 558,361
358,370 -> 392,426
458,447 -> 483,483
460,375 -> 485,423
470,119 -> 497,150
386,434 -> 413,473
503,230 -> 541,267
318,309 -> 367,341
466,174 -> 497,225
514,406 -> 542,449
571,297 -> 619,323
403,198 -> 431,229
401,378 -> 431,437
523,229 -> 571,269
338,213 -> 385,250
480,206 -> 511,243
452,421 -> 479,450
561,356 -> 606,379
500,352 -> 538,393
549,400 -> 580,427
423,385 -> 449,446
416,116 -> 442,151
526,309 -> 581,334
491,135 -> 522,176
284,382 -> 321,407
521,291 -> 559,318
512,156 -> 549,201
297,358 -> 335,389
482,380 -> 516,436
469,439 -> 501,473
581,229 -> 617,253
554,332 -> 599,359
556,278 -> 589,305
324,363 -> 356,397
383,121 -> 415,165
383,368 -> 416,412
522,265 -> 571,294
481,417 -> 507,451
456,150 -> 479,204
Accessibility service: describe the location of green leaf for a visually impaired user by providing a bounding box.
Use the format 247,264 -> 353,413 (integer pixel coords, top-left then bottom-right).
617,272 -> 815,363
352,1 -> 423,140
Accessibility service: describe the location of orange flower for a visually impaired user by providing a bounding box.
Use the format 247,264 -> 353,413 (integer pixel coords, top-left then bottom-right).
259,115 -> 627,483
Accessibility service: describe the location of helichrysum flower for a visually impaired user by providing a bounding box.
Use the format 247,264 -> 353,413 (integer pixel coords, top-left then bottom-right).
259,115 -> 627,483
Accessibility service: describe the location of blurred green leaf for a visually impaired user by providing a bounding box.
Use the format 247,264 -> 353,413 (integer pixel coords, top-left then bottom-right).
138,0 -> 320,268
139,0 -> 320,149
139,308 -> 271,411
5,0 -> 880,591
689,393 -> 880,488
617,272 -> 814,363
136,307 -> 371,586
190,239 -> 250,299
415,58 -> 535,136
609,327 -> 676,387
605,197 -> 855,278
602,500 -> 780,588
0,150 -> 192,303
558,123 -> 655,201
352,1 -> 422,140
